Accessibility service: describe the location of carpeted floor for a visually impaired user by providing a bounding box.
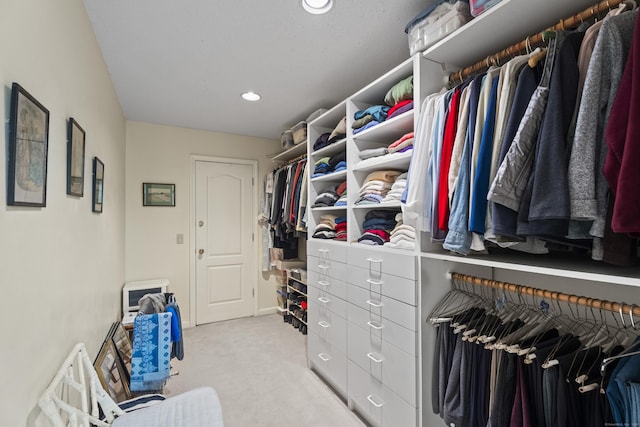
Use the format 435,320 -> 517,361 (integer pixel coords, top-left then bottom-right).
164,314 -> 366,427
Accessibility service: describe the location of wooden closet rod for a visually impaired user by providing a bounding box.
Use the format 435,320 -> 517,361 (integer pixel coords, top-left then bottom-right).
450,272 -> 640,318
448,0 -> 626,86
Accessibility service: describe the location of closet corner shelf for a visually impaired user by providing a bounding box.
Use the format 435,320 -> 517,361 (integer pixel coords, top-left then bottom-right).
351,111 -> 414,142
310,170 -> 347,183
352,151 -> 412,173
420,249 -> 640,287
311,138 -> 347,158
270,142 -> 307,162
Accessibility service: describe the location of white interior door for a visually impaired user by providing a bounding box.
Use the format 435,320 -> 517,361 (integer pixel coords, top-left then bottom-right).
195,160 -> 255,325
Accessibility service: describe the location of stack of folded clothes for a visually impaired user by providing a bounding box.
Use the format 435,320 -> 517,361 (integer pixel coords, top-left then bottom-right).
327,117 -> 347,144
312,186 -> 339,208
387,131 -> 414,154
382,172 -> 408,203
313,132 -> 331,151
384,75 -> 414,120
355,170 -> 402,205
312,214 -> 337,239
312,157 -> 331,178
311,152 -> 346,178
312,117 -> 347,152
357,210 -> 398,245
358,146 -> 388,161
351,76 -> 414,136
352,105 -> 390,134
335,181 -> 347,207
385,212 -> 416,250
328,151 -> 347,173
334,216 -> 347,241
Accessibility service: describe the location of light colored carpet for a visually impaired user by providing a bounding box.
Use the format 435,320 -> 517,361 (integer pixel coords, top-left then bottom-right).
164,314 -> 366,427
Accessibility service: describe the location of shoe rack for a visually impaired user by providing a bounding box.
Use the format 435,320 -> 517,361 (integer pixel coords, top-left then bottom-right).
284,269 -> 308,335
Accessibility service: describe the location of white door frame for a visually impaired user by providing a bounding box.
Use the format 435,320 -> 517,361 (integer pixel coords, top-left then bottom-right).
189,154 -> 259,327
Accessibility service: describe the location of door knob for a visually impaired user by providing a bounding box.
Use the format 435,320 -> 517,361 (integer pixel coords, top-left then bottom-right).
198,249 -> 204,255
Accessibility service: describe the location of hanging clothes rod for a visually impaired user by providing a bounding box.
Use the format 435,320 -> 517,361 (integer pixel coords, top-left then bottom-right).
276,153 -> 307,167
450,272 -> 640,317
447,0 -> 627,86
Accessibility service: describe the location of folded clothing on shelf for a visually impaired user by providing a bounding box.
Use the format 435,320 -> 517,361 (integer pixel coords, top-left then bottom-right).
385,212 -> 416,250
357,209 -> 398,245
382,173 -> 408,203
388,100 -> 414,120
384,75 -> 414,107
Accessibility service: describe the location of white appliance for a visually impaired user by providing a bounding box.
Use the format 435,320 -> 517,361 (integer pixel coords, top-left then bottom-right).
122,278 -> 169,314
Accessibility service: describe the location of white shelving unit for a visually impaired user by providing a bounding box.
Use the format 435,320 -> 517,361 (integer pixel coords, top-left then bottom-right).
303,1 -> 640,426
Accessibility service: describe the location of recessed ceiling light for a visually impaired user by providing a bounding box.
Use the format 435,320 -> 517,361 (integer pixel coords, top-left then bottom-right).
241,91 -> 261,101
302,0 -> 333,15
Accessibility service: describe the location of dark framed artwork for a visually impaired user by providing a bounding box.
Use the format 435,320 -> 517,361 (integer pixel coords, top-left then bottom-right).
7,82 -> 50,207
142,183 -> 175,206
94,340 -> 130,402
92,157 -> 104,213
111,322 -> 133,381
67,118 -> 86,197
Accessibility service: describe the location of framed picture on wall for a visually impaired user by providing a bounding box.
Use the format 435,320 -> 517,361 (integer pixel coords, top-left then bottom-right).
7,82 -> 50,207
94,340 -> 130,403
67,118 -> 86,197
142,183 -> 175,206
92,157 -> 104,213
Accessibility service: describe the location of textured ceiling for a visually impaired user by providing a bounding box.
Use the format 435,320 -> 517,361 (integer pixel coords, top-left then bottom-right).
83,0 -> 432,141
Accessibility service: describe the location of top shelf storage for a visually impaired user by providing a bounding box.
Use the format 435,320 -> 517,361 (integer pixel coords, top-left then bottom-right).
423,0 -> 600,69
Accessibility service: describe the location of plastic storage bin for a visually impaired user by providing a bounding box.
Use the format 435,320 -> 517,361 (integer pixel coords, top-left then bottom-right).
470,0 -> 503,17
291,121 -> 307,145
281,130 -> 294,149
406,1 -> 472,56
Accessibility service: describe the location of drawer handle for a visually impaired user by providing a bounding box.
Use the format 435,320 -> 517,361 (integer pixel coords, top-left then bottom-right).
318,264 -> 329,269
318,249 -> 329,253
367,321 -> 385,330
367,352 -> 384,363
366,394 -> 385,408
318,353 -> 331,362
318,297 -> 331,304
366,299 -> 384,308
318,321 -> 331,328
366,257 -> 383,264
318,280 -> 330,287
366,279 -> 383,286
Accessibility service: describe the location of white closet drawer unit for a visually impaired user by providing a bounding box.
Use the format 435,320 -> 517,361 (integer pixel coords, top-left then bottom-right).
307,240 -> 348,264
347,321 -> 417,405
348,264 -> 417,306
347,361 -> 417,427
347,246 -> 416,281
308,331 -> 347,397
307,255 -> 348,280
308,299 -> 348,354
347,283 -> 417,332
347,302 -> 417,356
308,284 -> 348,319
307,268 -> 348,301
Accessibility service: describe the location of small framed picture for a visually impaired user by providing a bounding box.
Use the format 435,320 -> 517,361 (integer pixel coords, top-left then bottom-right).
67,118 -> 86,197
92,157 -> 104,213
143,183 -> 175,207
7,82 -> 50,207
111,322 -> 133,381
94,340 -> 130,402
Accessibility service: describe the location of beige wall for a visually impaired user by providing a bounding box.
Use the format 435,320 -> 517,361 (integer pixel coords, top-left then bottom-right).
0,1 -> 126,425
125,121 -> 282,325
